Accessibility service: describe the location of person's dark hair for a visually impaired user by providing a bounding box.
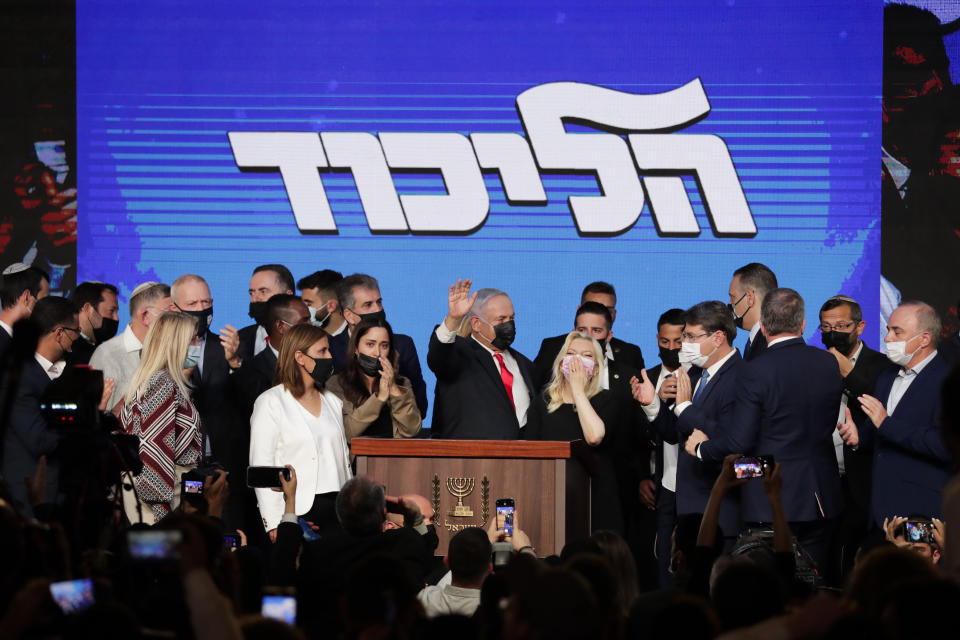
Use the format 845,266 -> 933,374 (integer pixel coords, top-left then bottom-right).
31,296 -> 77,336
733,263 -> 778,298
69,281 -> 108,313
564,554 -> 622,638
657,308 -> 685,330
447,527 -> 492,583
760,287 -> 804,336
559,536 -> 602,562
335,477 -> 386,536
336,273 -> 380,313
340,319 -> 401,406
509,567 -> 598,640
580,281 -> 616,304
101,283 -> 119,296
274,323 -> 330,396
0,266 -> 46,309
819,295 -> 863,324
845,545 -> 940,618
342,554 -> 422,633
884,4 -> 952,84
574,301 -> 612,330
253,264 -> 295,294
710,560 -> 786,631
628,593 -> 719,640
297,269 -> 343,297
881,577 -> 960,640
264,293 -> 303,334
684,301 -> 736,344
591,530 -> 639,615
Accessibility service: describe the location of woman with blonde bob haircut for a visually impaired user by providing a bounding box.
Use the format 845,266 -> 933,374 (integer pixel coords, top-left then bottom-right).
250,323 -> 351,540
526,331 -> 626,533
121,311 -> 203,523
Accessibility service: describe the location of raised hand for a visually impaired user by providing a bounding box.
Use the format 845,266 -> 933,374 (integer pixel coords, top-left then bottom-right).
567,356 -> 589,393
378,356 -> 396,400
858,394 -> 888,428
630,369 -> 656,406
684,428 -> 709,457
837,407 -> 859,447
675,366 -> 693,404
445,279 -> 478,330
658,375 -> 677,403
220,324 -> 241,367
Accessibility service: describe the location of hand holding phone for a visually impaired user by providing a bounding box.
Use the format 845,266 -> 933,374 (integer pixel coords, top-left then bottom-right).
247,466 -> 292,489
733,455 -> 775,479
496,498 -> 515,538
49,579 -> 95,614
127,530 -> 182,562
262,588 -> 297,624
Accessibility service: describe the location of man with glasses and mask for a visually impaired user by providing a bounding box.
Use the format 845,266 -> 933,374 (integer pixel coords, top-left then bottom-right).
836,301 -> 953,530
727,263 -> 778,361
330,273 -> 427,417
428,279 -> 534,439
818,295 -> 888,580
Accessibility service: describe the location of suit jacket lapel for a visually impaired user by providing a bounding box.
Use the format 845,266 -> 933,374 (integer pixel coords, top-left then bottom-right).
510,347 -> 534,396
470,339 -> 514,407
891,355 -> 941,413
696,351 -> 740,405
200,331 -> 218,385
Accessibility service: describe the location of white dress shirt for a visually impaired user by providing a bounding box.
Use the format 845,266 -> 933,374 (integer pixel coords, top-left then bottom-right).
434,322 -> 531,427
328,320 -> 347,337
831,341 -> 863,475
0,320 -> 13,338
746,322 -> 762,352
254,325 -> 268,357
887,350 -> 938,416
417,584 -> 482,618
35,353 -> 66,380
652,366 -> 680,492
89,323 -> 143,409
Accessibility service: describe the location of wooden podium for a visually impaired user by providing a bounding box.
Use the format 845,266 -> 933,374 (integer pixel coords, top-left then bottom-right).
352,438 -> 593,556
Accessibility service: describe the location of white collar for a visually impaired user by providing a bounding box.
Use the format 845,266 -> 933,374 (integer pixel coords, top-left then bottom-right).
269,344 -> 279,358
471,334 -> 505,358
901,349 -> 938,377
849,341 -> 863,365
328,320 -> 347,337
768,335 -> 800,348
35,352 -> 65,379
704,348 -> 737,379
604,341 -> 615,361
0,320 -> 11,337
122,324 -> 143,353
748,322 -> 762,343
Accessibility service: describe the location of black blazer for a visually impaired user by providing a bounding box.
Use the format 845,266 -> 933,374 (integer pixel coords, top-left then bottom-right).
862,354 -> 954,526
65,336 -> 96,367
0,359 -> 60,514
328,328 -> 428,418
0,329 -> 11,362
650,352 -> 744,535
427,330 -> 534,439
533,334 -> 644,391
189,330 -> 246,473
699,338 -> 844,523
236,323 -> 259,365
742,330 -> 767,362
232,347 -> 278,419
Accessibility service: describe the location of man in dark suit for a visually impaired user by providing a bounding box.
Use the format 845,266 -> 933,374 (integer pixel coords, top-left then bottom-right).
428,279 -> 534,439
330,273 -> 428,417
237,264 -> 296,364
817,295 -> 889,580
65,281 -> 111,366
688,288 -> 843,570
0,263 -> 48,362
234,294 -> 310,417
641,301 -> 744,542
170,274 -> 247,529
727,263 -> 778,362
532,281 -> 644,389
837,301 -> 955,528
0,296 -> 78,516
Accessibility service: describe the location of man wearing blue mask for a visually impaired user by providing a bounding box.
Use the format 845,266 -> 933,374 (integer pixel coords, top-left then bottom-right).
297,269 -> 346,336
836,301 -> 953,530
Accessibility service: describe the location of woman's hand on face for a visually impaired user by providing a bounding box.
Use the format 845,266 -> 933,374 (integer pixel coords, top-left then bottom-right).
378,356 -> 396,398
568,356 -> 589,392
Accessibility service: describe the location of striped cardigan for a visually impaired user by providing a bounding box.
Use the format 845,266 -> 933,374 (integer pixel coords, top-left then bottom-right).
122,370 -> 202,521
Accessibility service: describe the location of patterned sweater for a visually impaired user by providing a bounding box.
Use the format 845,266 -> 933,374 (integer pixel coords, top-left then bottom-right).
122,370 -> 202,521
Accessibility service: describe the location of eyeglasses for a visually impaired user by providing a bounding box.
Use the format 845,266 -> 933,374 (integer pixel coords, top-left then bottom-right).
681,332 -> 709,341
819,321 -> 856,332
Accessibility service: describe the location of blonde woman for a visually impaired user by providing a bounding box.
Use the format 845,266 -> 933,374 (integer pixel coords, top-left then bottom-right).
121,311 -> 203,523
526,331 -> 624,533
249,323 -> 351,540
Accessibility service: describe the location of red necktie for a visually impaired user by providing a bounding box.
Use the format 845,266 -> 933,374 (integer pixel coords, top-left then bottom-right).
494,353 -> 515,411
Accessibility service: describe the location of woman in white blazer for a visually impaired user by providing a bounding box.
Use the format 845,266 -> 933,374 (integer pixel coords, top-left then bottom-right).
249,323 -> 351,539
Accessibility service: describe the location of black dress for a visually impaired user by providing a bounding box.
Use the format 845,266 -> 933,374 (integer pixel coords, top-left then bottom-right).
525,389 -> 625,534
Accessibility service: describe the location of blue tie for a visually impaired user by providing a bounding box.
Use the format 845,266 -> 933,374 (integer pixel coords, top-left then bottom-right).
692,369 -> 710,403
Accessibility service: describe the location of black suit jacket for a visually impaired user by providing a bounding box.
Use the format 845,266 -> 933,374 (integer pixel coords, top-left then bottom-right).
232,347 -> 277,419
0,329 -> 11,362
329,328 -> 428,417
862,354 -> 954,526
533,334 -> 645,391
742,330 -> 767,362
65,336 -> 96,367
650,352 -> 744,535
0,359 -> 60,514
427,330 -> 534,439
190,331 -> 246,474
699,338 -> 844,523
236,323 -> 259,365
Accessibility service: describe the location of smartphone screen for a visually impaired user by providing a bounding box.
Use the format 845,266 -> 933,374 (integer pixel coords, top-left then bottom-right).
222,533 -> 240,551
127,530 -> 182,561
262,594 -> 297,624
734,458 -> 763,479
247,466 -> 291,488
183,479 -> 204,495
496,498 -> 515,537
49,579 -> 95,614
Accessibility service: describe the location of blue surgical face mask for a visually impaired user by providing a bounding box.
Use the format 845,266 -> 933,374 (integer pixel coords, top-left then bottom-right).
183,344 -> 202,369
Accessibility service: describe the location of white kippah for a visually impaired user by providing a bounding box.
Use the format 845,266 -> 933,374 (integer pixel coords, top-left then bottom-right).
2,262 -> 31,275
130,281 -> 162,297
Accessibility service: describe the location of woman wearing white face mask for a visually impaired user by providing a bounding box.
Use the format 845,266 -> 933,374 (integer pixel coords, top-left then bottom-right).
121,311 -> 203,523
526,332 -> 625,533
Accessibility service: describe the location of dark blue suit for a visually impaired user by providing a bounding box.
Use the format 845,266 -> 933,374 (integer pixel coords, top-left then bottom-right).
650,351 -> 743,536
861,354 -> 954,526
329,328 -> 428,418
0,359 -> 60,516
698,338 -> 844,525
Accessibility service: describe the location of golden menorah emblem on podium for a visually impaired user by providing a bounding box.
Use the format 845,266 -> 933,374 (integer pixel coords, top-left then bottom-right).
446,477 -> 475,517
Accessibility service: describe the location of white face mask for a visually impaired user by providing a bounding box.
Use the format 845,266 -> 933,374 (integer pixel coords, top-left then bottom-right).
678,340 -> 716,371
309,306 -> 331,328
886,333 -> 922,367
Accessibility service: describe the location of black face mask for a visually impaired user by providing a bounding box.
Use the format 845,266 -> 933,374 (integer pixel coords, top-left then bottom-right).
488,319 -> 516,350
94,317 -> 119,343
352,309 -> 386,325
178,305 -> 213,337
727,293 -> 750,330
659,346 -> 681,370
305,354 -> 335,387
356,352 -> 383,377
821,330 -> 857,356
248,301 -> 269,326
